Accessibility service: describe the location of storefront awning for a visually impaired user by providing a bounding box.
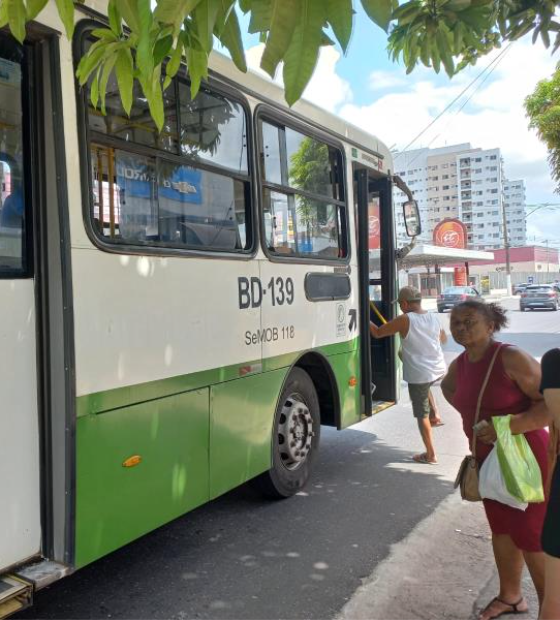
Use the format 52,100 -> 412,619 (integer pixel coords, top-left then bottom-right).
401,243 -> 494,267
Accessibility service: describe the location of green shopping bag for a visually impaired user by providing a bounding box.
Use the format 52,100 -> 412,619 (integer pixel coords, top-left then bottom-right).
492,415 -> 544,504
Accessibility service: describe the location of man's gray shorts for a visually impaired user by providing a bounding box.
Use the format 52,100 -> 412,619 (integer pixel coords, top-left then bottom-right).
408,382 -> 435,419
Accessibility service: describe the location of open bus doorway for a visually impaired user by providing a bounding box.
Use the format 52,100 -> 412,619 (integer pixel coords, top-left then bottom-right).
354,166 -> 421,415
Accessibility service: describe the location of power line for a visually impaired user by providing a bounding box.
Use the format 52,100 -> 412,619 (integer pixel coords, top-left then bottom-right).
394,43 -> 513,160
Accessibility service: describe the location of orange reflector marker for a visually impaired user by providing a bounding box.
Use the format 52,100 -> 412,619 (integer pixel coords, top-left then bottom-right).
122,455 -> 142,468
348,376 -> 358,387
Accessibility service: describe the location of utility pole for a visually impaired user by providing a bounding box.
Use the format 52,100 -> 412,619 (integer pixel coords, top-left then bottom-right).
501,196 -> 512,295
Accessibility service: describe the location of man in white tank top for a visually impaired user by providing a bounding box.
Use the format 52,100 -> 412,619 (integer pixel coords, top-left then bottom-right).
370,286 -> 447,464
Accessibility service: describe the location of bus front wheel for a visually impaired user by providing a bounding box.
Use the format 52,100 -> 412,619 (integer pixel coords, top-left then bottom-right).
253,367 -> 321,499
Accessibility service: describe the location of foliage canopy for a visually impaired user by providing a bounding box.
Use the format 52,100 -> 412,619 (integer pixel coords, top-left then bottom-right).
526,68 -> 560,193
1,0 -> 560,131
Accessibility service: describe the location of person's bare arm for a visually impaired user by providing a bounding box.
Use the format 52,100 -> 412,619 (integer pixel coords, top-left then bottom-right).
476,346 -> 551,444
544,389 -> 560,428
440,329 -> 448,345
441,359 -> 457,406
370,314 -> 409,339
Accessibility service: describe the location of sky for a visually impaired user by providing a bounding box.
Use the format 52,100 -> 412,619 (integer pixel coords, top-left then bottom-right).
235,6 -> 560,248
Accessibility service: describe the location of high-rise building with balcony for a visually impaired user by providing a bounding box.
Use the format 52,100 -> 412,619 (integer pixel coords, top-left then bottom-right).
394,143 -> 519,251
503,180 -> 527,247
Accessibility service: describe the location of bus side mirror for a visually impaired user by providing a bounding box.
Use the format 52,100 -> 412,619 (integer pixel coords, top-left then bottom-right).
403,200 -> 421,238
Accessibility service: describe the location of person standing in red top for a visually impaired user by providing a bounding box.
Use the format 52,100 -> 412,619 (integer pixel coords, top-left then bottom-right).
441,301 -> 551,620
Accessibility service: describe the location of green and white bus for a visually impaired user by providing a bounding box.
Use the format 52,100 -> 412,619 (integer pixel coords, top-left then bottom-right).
0,1 -> 420,614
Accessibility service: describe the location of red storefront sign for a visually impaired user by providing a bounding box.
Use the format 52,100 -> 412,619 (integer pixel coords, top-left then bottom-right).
454,266 -> 467,286
433,218 -> 467,249
368,198 -> 381,250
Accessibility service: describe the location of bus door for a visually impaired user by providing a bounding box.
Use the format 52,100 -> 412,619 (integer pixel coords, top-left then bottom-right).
0,36 -> 41,574
354,168 -> 398,414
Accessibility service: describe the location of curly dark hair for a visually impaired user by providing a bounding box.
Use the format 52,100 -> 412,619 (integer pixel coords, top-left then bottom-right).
451,300 -> 509,332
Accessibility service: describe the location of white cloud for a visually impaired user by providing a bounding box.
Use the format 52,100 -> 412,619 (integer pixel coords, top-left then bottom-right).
339,39 -> 557,207
368,70 -> 407,90
245,44 -> 352,113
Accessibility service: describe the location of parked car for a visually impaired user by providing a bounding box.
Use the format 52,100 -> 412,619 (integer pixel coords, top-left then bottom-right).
437,286 -> 483,312
520,284 -> 560,311
513,282 -> 528,295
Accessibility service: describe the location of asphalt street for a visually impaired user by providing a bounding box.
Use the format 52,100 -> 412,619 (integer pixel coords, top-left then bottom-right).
18,297 -> 560,620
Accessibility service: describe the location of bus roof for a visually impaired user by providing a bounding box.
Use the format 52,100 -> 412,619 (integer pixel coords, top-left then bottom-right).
208,51 -> 393,170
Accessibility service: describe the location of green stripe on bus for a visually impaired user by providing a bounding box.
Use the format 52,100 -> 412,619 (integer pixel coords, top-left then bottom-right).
74,343 -> 361,568
76,338 -> 359,417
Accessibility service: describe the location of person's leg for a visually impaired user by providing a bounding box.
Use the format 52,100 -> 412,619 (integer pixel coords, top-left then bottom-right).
428,388 -> 442,425
408,383 -> 437,463
416,417 -> 437,462
540,553 -> 560,619
479,534 -> 528,620
523,550 -> 545,611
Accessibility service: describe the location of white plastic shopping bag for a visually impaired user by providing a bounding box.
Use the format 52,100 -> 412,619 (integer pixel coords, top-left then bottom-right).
479,445 -> 528,511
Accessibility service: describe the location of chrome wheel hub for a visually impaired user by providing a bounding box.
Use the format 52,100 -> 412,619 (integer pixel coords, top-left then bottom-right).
278,394 -> 314,470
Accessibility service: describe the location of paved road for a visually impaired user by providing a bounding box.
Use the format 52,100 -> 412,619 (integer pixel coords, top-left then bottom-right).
436,296 -> 560,359
19,301 -> 560,620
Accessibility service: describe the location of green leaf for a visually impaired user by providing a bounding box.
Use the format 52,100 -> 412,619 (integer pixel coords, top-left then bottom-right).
99,53 -> 118,115
107,0 -> 122,36
166,39 -> 184,80
155,0 -> 202,37
7,0 -> 27,43
54,0 -> 74,39
216,2 -> 247,71
77,41 -> 118,85
136,0 -> 154,82
261,0 -> 301,77
186,45 -> 209,97
419,35 -> 431,66
436,28 -> 455,76
91,28 -> 118,40
26,0 -> 49,21
90,66 -> 101,109
361,0 -> 393,32
238,0 -> 251,12
282,0 -> 324,105
153,34 -> 173,65
248,0 -> 271,33
115,0 -> 141,33
147,70 -> 165,131
326,0 -> 353,53
115,47 -> 134,115
0,0 -> 8,27
193,0 -> 221,52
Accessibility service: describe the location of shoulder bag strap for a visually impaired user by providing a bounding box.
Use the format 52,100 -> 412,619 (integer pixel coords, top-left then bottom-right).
472,343 -> 502,458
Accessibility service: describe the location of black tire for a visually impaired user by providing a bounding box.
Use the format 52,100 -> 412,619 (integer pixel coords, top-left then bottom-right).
251,367 -> 321,499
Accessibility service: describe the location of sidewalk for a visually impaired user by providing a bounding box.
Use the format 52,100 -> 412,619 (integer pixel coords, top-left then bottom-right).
337,384 -> 539,620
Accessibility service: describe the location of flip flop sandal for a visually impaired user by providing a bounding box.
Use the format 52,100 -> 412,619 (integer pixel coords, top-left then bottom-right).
412,453 -> 438,465
430,420 -> 445,427
479,597 -> 528,620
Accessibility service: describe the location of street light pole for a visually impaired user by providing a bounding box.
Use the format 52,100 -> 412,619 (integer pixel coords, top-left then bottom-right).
502,195 -> 512,295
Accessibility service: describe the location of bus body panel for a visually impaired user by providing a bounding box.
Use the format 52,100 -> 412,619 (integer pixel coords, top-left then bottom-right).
71,250 -> 262,400
209,368 -> 288,500
75,388 -> 210,568
0,280 -> 41,571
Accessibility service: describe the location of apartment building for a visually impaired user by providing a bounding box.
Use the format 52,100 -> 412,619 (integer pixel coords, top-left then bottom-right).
394,143 -> 522,251
393,143 -> 470,244
458,147 -> 504,250
503,180 -> 527,247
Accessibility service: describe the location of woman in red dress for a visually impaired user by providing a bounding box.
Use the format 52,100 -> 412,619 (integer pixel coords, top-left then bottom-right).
441,301 -> 551,620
